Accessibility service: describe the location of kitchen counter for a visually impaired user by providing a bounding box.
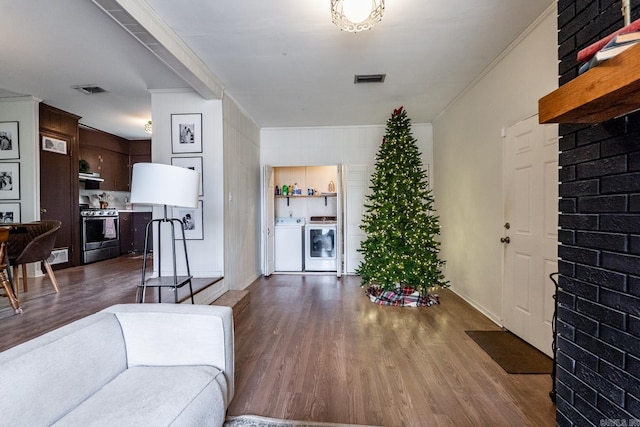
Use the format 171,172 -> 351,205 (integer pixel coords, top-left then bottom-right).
115,206 -> 153,213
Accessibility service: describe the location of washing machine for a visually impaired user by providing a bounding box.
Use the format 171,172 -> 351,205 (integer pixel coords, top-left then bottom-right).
305,216 -> 337,271
274,217 -> 305,272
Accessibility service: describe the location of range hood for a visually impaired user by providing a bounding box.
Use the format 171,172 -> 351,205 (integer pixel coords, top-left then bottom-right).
79,173 -> 104,182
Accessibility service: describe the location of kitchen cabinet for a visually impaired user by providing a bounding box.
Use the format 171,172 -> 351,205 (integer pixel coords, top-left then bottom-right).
133,212 -> 153,253
120,212 -> 134,254
40,104 -> 81,268
79,128 -> 130,191
102,150 -> 129,191
128,140 -> 151,185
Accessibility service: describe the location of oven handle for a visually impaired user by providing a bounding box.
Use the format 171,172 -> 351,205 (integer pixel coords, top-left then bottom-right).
82,216 -> 120,220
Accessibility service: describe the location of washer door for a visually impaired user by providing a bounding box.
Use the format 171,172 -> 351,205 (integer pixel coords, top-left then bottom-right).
309,228 -> 335,258
305,226 -> 337,271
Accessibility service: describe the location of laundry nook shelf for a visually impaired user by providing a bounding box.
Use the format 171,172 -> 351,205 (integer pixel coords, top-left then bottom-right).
276,194 -> 336,206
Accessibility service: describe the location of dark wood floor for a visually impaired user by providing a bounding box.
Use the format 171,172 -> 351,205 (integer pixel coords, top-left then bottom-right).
0,255 -> 142,351
1,258 -> 556,426
229,275 -> 556,426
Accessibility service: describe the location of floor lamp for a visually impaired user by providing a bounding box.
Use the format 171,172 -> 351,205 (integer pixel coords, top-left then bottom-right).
130,163 -> 201,304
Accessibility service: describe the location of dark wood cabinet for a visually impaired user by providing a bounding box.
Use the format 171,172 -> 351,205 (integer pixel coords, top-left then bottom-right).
79,128 -> 130,191
133,212 -> 153,253
38,107 -> 152,268
128,140 -> 151,185
119,212 -> 134,254
39,104 -> 81,268
105,150 -> 130,191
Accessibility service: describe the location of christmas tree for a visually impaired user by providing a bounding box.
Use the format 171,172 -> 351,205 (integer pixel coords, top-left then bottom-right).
356,107 -> 448,297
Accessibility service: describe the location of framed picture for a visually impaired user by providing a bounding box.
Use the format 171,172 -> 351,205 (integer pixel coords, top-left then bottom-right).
171,113 -> 202,153
171,156 -> 204,196
0,162 -> 20,200
42,135 -> 67,155
0,121 -> 19,159
0,202 -> 20,223
173,200 -> 203,240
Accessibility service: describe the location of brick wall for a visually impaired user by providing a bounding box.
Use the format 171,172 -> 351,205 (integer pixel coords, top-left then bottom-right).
557,0 -> 640,424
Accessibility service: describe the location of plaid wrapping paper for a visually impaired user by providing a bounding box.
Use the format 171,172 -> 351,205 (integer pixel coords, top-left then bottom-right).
365,286 -> 440,307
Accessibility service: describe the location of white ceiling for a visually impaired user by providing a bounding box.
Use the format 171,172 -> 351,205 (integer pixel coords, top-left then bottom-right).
0,0 -> 553,140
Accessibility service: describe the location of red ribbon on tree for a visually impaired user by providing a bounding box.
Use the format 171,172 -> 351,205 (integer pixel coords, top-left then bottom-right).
392,106 -> 404,118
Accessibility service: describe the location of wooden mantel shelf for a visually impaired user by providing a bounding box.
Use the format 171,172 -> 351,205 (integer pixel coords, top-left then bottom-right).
539,42 -> 640,124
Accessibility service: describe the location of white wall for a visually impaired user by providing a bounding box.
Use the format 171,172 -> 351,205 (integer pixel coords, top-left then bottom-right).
150,90 -> 225,298
0,97 -> 41,223
223,95 -> 261,291
261,123 -> 433,173
432,6 -> 557,323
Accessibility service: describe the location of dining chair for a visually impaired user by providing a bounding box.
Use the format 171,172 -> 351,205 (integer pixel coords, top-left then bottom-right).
0,226 -> 21,314
7,220 -> 62,296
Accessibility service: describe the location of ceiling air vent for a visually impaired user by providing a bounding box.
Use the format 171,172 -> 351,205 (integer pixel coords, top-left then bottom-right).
71,85 -> 109,95
354,74 -> 386,84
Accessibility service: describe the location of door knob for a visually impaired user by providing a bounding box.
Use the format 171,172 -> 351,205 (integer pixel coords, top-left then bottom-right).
500,236 -> 510,244
40,208 -> 47,214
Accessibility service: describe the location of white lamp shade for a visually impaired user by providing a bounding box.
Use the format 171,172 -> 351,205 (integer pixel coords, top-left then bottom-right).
130,163 -> 200,208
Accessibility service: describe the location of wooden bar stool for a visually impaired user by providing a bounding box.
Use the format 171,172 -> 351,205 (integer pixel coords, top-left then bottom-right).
0,226 -> 22,315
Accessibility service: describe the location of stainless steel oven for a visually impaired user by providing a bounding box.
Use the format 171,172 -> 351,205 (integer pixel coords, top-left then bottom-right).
80,207 -> 120,264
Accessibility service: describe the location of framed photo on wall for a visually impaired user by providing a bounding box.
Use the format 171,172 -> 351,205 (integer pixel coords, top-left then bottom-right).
171,156 -> 204,196
0,162 -> 20,200
171,113 -> 202,154
42,135 -> 67,155
173,200 -> 203,240
0,202 -> 20,223
0,121 -> 20,159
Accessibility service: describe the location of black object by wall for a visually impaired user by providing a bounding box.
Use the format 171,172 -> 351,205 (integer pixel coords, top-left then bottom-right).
557,0 -> 640,424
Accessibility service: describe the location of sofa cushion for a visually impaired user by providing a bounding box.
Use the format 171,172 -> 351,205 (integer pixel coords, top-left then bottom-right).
113,312 -> 227,369
0,313 -> 127,426
105,303 -> 235,405
52,365 -> 226,427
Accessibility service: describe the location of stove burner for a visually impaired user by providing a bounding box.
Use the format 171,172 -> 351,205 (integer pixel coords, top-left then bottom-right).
80,208 -> 119,217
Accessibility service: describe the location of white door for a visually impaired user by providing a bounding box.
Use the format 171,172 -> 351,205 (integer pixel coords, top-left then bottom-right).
262,165 -> 275,276
344,165 -> 372,274
503,116 -> 558,356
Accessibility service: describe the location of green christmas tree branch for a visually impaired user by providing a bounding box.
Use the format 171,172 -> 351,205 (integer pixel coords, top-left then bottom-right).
356,107 -> 449,295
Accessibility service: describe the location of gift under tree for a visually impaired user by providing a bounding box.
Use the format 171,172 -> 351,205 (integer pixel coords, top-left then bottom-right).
357,107 -> 448,306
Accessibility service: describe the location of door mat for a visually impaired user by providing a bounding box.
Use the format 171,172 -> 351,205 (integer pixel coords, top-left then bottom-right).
465,330 -> 553,374
225,415 -> 381,427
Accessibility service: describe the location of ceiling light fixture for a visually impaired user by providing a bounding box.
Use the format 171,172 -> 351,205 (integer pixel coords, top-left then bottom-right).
331,0 -> 384,33
144,121 -> 152,134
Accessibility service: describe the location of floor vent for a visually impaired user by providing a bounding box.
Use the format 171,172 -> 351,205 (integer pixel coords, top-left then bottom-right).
48,248 -> 69,265
354,74 -> 386,84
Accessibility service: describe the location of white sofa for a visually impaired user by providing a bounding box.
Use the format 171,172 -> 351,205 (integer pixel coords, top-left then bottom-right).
0,303 -> 234,426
